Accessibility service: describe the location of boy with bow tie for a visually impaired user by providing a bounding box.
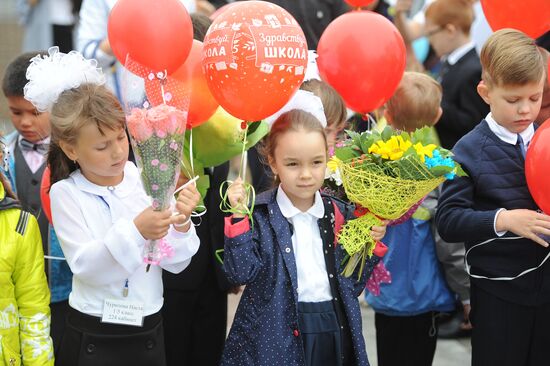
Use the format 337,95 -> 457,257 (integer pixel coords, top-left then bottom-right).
2,51 -> 72,354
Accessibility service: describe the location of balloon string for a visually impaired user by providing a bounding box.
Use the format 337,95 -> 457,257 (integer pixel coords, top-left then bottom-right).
362,113 -> 377,131
189,128 -> 195,177
239,122 -> 248,180
179,127 -> 195,180
219,121 -> 255,228
219,180 -> 256,230
158,70 -> 168,105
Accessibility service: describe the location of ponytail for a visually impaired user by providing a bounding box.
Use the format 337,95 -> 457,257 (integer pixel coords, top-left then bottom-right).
47,142 -> 78,187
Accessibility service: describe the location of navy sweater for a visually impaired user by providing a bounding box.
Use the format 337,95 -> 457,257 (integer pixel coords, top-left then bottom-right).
436,120 -> 550,306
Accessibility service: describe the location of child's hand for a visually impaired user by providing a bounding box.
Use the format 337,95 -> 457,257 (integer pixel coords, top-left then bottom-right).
134,207 -> 173,240
173,183 -> 201,232
496,209 -> 550,247
227,178 -> 247,218
371,221 -> 388,242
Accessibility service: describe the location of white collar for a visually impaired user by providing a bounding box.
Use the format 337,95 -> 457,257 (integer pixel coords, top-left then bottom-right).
276,185 -> 324,219
17,134 -> 51,145
71,161 -> 140,198
485,113 -> 535,146
444,41 -> 475,66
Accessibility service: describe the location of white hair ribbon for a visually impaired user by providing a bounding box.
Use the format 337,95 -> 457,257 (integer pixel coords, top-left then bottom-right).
265,89 -> 327,128
24,47 -> 105,112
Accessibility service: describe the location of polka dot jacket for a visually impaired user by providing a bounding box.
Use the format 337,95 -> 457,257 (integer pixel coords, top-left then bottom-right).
221,189 -> 382,366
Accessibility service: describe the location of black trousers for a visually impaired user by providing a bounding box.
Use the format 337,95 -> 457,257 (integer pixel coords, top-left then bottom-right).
470,284 -> 550,366
162,275 -> 227,366
55,307 -> 166,366
50,300 -> 69,354
375,311 -> 438,366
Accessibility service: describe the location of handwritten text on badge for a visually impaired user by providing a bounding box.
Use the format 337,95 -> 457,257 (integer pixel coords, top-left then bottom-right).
102,299 -> 144,327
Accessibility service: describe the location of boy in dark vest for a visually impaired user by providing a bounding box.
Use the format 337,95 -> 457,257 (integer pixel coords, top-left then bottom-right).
436,29 -> 550,366
2,51 -> 72,353
424,0 -> 489,150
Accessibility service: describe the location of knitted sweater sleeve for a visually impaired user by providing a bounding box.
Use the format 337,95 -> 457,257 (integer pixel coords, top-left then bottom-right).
435,134 -> 502,243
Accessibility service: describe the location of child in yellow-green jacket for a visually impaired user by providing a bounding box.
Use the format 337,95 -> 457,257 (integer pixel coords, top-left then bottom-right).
0,140 -> 53,366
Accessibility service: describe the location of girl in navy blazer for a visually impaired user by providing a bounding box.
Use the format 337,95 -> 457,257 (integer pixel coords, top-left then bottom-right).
223,108 -> 387,366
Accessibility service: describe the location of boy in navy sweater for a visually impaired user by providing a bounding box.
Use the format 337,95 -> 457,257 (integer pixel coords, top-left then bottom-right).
436,29 -> 550,366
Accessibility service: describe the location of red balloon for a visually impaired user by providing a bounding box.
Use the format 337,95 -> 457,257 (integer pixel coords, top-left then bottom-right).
40,166 -> 52,224
202,1 -> 308,121
525,119 -> 550,215
108,0 -> 193,75
481,0 -> 550,39
146,41 -> 219,128
344,0 -> 375,7
317,11 -> 406,114
525,119 -> 550,214
210,1 -> 241,21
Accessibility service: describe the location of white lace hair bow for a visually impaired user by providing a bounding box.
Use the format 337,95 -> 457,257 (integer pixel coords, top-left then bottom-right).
24,47 -> 105,112
265,89 -> 327,128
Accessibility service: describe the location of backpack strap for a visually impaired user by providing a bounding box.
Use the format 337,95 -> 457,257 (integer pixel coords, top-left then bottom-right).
15,210 -> 30,236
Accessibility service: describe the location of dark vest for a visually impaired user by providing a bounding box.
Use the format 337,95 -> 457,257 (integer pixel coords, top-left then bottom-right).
459,122 -> 550,305
14,142 -> 49,255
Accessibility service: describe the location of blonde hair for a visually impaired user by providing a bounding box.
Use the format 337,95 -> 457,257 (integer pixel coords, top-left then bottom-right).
425,0 -> 474,34
386,72 -> 442,131
481,29 -> 546,87
48,83 -> 126,185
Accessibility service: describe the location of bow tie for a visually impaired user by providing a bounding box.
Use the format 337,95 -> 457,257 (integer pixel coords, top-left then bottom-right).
19,139 -> 49,155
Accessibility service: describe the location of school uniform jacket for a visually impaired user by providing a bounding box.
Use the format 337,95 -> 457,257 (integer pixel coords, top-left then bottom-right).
436,48 -> 490,149
2,131 -> 72,303
222,189 -> 385,366
0,184 -> 54,366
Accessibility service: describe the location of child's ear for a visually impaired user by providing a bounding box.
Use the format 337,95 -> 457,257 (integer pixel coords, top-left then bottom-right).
383,109 -> 393,126
59,140 -> 78,161
477,80 -> 491,105
268,155 -> 278,176
433,107 -> 443,126
446,23 -> 457,35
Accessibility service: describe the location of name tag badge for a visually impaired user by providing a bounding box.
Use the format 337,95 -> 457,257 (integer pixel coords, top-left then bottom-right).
101,298 -> 144,327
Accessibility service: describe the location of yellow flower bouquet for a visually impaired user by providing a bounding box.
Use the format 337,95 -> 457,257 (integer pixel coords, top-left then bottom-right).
331,126 -> 466,277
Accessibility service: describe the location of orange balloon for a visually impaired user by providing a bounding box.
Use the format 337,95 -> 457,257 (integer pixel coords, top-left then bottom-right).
202,1 -> 308,121
481,0 -> 550,39
144,40 -> 219,128
171,41 -> 219,128
145,41 -> 218,128
40,166 -> 52,224
108,0 -> 193,74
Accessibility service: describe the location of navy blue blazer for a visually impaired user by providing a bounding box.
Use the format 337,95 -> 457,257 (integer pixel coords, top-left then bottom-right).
221,189 -> 379,366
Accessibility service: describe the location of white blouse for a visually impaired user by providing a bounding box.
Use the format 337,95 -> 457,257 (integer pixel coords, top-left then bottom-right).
50,162 -> 200,316
276,186 -> 333,303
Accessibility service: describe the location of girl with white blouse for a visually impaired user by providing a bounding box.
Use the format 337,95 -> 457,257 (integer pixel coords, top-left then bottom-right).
24,49 -> 201,366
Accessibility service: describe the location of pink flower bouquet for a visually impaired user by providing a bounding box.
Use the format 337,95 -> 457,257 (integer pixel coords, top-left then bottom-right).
121,53 -> 191,270
126,104 -> 188,268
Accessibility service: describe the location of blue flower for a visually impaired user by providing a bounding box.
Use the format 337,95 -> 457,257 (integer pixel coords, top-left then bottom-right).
424,150 -> 457,180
